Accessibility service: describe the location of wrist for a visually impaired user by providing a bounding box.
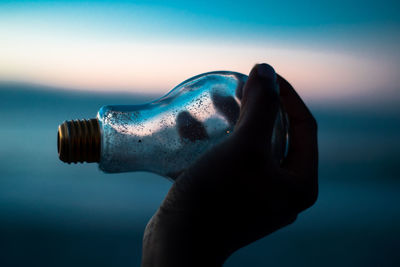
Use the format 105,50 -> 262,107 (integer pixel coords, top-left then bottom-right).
142,208 -> 227,267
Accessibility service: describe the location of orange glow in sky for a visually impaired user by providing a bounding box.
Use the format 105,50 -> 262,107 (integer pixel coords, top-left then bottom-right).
1,36 -> 399,102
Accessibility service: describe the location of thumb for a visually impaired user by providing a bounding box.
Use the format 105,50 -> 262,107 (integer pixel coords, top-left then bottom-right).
235,63 -> 280,147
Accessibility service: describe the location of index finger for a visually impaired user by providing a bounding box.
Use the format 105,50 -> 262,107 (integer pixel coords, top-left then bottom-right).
278,74 -> 318,181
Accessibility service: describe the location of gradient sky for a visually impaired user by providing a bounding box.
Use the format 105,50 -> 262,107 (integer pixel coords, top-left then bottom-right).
1,0 -> 399,102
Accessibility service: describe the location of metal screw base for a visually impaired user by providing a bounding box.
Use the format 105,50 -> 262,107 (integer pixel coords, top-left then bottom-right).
58,118 -> 101,163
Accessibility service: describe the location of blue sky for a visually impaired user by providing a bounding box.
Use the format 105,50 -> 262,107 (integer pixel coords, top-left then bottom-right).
2,0 -> 399,39
0,0 -> 399,101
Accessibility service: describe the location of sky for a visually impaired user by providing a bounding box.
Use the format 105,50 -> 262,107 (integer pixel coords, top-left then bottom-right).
0,0 -> 399,102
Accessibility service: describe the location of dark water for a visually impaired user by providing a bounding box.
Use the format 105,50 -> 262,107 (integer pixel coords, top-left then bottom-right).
0,84 -> 399,266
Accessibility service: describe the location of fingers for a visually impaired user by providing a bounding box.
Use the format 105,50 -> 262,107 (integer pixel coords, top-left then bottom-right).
278,74 -> 318,181
211,93 -> 240,126
235,64 -> 280,148
176,111 -> 209,142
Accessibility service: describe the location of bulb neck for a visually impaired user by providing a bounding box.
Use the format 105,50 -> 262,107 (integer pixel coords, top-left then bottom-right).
57,118 -> 101,163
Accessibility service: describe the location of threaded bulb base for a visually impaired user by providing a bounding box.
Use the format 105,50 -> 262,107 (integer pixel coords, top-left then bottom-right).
57,118 -> 101,163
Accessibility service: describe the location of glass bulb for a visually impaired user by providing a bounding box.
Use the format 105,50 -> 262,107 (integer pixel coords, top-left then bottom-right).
58,71 -> 289,179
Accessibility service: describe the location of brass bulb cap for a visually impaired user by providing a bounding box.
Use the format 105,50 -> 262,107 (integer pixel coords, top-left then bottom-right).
57,118 -> 101,163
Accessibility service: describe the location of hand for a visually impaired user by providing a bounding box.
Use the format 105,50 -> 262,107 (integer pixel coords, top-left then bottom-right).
141,64 -> 318,267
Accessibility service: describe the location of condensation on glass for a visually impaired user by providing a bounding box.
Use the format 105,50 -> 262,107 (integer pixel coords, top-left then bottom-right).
58,71 -> 289,179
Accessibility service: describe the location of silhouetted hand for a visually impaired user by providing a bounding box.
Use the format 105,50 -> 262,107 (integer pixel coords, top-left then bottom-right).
141,64 -> 318,267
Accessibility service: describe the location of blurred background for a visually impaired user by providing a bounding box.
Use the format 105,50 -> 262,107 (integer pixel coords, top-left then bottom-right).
0,0 -> 399,266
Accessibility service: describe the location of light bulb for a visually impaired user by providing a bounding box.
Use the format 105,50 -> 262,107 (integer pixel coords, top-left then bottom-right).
57,71 -> 289,179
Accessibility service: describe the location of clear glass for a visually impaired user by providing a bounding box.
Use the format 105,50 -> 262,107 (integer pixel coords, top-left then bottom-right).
97,71 -> 288,179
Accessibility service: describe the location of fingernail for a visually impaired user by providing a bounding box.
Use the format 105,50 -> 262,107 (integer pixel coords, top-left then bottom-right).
256,63 -> 279,94
257,63 -> 276,81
